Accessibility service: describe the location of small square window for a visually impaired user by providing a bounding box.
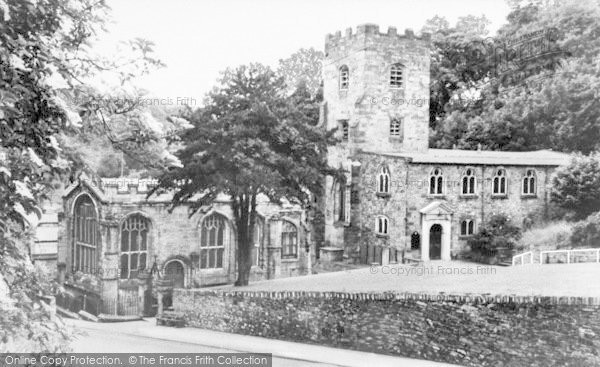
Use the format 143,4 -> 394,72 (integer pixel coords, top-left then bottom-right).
390,118 -> 402,137
390,64 -> 403,88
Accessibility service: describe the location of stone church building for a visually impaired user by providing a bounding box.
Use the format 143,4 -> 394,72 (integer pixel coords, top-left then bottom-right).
321,24 -> 570,263
56,176 -> 310,315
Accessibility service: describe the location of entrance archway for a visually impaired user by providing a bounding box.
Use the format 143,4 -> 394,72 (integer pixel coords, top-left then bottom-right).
429,224 -> 442,260
420,201 -> 454,261
411,232 -> 421,250
164,260 -> 185,288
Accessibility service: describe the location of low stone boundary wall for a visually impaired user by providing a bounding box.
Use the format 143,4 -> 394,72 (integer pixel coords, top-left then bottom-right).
174,290 -> 600,366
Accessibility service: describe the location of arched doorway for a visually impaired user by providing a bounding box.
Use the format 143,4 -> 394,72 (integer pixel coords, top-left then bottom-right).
429,224 -> 442,260
164,260 -> 185,288
411,232 -> 421,250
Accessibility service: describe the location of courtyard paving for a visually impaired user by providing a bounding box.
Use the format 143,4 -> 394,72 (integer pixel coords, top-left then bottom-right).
220,261 -> 600,297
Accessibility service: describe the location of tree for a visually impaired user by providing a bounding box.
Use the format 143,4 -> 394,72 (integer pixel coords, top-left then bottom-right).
277,48 -> 324,97
152,64 -> 335,286
0,0 -> 169,351
551,153 -> 600,220
421,15 -> 493,130
431,0 -> 600,152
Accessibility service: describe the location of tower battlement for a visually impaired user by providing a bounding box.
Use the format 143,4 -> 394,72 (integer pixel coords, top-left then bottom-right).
325,24 -> 431,54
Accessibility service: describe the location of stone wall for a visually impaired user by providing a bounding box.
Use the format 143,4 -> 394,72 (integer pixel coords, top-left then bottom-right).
175,289 -> 600,366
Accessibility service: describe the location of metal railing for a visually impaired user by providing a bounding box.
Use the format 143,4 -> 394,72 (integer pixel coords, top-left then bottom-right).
512,248 -> 600,265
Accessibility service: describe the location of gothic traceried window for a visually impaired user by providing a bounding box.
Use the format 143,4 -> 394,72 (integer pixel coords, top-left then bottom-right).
72,195 -> 98,274
429,168 -> 443,195
493,168 -> 507,195
339,65 -> 349,90
120,214 -> 149,279
281,221 -> 298,259
200,213 -> 227,269
462,168 -> 476,195
390,63 -> 404,88
377,166 -> 391,194
522,169 -> 536,195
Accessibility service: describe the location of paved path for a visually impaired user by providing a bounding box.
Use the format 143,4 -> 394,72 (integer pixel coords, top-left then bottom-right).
218,261 -> 600,297
66,319 -> 458,367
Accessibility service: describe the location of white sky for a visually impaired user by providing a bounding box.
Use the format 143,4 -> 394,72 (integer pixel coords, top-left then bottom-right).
99,0 -> 511,106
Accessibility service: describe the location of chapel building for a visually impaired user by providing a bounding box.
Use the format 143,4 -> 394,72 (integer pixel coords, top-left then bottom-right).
321,24 -> 570,263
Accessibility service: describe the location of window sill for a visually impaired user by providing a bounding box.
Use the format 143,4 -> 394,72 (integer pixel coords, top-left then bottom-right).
459,194 -> 479,200
521,194 -> 537,199
375,233 -> 389,239
458,235 -> 474,240
491,194 -> 508,199
376,192 -> 391,198
427,194 -> 446,199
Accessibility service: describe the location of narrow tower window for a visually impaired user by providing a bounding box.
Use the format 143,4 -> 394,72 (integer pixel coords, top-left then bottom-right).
339,65 -> 349,90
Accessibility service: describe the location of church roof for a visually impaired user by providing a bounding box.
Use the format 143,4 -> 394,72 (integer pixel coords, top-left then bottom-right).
363,148 -> 571,166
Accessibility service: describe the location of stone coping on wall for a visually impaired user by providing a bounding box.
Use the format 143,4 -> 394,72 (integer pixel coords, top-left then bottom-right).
175,289 -> 600,306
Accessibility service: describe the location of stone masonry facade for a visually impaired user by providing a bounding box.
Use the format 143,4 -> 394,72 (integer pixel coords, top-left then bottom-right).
56,176 -> 311,315
322,24 -> 570,262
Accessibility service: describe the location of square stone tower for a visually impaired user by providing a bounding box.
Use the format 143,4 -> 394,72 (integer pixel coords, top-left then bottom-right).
323,23 -> 431,165
321,24 -> 431,250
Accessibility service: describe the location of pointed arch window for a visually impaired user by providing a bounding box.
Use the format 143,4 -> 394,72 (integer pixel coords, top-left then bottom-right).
522,169 -> 536,196
376,216 -> 389,236
429,167 -> 444,195
120,214 -> 149,279
390,63 -> 404,88
493,168 -> 507,195
72,195 -> 99,274
281,221 -> 298,259
461,168 -> 477,195
200,213 -> 227,269
339,65 -> 349,90
377,166 -> 391,194
460,219 -> 475,236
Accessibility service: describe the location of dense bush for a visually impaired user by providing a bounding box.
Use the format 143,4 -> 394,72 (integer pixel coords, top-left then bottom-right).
569,211 -> 600,248
551,153 -> 600,220
517,221 -> 572,252
468,214 -> 521,262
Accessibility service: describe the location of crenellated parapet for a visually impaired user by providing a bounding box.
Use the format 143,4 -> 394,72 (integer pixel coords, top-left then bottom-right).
101,178 -> 158,194
325,24 -> 431,55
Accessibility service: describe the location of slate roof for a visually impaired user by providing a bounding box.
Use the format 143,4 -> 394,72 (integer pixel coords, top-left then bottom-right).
363,148 -> 571,166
